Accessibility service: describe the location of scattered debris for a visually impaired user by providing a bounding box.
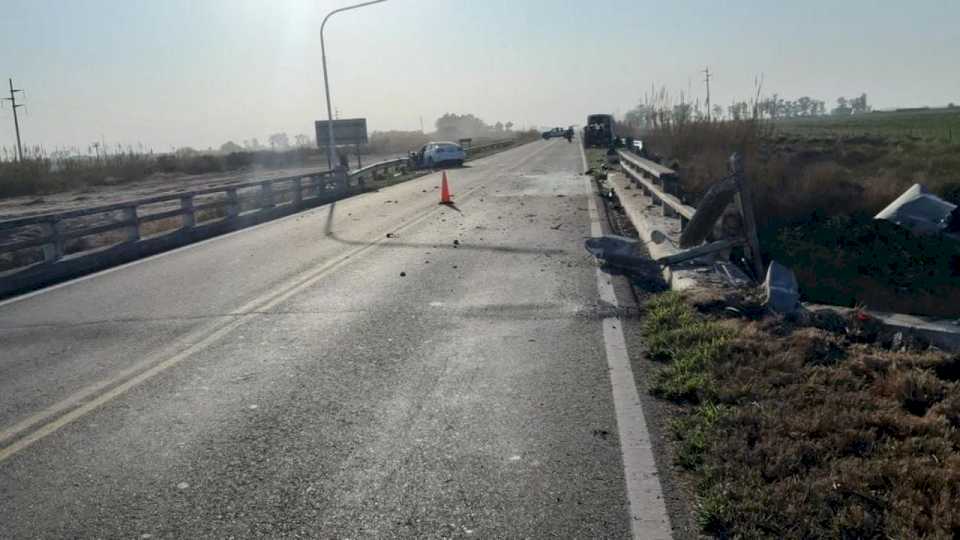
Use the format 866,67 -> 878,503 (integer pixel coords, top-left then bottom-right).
875,183 -> 958,236
453,239 -> 460,247
550,223 -> 562,230
763,260 -> 800,314
386,232 -> 399,238
400,272 -> 406,277
584,235 -> 649,269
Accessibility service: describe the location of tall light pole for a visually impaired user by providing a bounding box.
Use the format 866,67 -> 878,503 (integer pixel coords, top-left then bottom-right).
320,0 -> 387,170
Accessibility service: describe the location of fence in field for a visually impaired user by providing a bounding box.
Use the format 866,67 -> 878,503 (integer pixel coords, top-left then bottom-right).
0,139 -> 518,296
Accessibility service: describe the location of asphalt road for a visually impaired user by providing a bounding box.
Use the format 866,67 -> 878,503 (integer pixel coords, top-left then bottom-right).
0,140 -> 665,538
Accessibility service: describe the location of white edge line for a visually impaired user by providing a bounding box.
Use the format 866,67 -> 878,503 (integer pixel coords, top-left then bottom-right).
580,142 -> 672,539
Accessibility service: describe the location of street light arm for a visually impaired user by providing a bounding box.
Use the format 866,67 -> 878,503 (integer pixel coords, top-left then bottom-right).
319,0 -> 388,171
321,0 -> 387,34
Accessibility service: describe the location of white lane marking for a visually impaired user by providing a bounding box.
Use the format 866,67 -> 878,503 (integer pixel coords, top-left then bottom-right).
0,142 -> 550,462
580,142 -> 672,539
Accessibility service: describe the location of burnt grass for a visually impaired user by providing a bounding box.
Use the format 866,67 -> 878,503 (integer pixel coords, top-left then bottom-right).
644,291 -> 960,538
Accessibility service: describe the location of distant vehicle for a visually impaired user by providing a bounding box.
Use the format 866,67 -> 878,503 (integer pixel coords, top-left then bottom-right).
409,141 -> 466,168
541,127 -> 565,140
584,114 -> 615,148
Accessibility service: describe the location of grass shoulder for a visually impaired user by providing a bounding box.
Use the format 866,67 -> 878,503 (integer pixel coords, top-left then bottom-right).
643,290 -> 960,538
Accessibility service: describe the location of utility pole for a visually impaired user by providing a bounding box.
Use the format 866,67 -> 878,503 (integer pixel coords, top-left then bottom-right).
2,78 -> 25,161
702,67 -> 712,122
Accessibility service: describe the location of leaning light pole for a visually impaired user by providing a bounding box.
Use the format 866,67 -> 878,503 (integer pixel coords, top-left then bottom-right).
320,0 -> 387,170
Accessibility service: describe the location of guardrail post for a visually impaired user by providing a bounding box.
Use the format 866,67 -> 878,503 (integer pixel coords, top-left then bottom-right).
261,181 -> 274,208
122,206 -> 140,243
292,178 -> 303,207
226,188 -> 240,219
661,174 -> 679,218
647,172 -> 663,208
181,195 -> 195,229
334,168 -> 349,192
731,153 -> 764,279
40,220 -> 64,263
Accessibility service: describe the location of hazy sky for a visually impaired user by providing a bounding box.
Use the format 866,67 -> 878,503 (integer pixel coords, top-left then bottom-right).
1,0 -> 958,152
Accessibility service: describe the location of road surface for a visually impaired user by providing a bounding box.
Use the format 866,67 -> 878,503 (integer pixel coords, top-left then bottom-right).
0,140 -> 670,538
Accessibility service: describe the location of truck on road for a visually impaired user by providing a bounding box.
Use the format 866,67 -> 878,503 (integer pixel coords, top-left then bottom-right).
583,114 -> 615,148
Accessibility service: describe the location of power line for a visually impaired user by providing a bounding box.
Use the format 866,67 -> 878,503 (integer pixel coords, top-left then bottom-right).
2,78 -> 26,161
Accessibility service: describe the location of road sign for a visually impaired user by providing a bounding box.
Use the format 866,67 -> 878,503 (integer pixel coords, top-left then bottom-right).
315,118 -> 368,147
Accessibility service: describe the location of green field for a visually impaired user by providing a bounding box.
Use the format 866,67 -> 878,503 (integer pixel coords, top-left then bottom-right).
773,107 -> 960,141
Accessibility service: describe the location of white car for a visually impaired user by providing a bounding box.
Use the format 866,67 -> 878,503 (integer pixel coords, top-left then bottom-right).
417,141 -> 466,168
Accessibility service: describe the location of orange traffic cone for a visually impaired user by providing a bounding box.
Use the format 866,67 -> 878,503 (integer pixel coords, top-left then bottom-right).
439,171 -> 453,204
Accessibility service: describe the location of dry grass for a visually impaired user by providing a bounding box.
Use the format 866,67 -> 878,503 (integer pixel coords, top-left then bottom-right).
641,121 -> 960,316
644,292 -> 960,538
643,121 -> 960,229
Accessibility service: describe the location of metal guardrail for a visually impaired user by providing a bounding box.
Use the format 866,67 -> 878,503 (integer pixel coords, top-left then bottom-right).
466,139 -> 515,155
615,149 -> 764,279
0,159 -> 414,273
0,139 -> 522,277
617,150 -> 695,225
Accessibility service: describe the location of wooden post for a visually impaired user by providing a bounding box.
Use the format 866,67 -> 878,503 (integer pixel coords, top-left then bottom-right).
730,153 -> 764,280
122,206 -> 140,243
261,181 -> 274,208
181,195 -> 195,229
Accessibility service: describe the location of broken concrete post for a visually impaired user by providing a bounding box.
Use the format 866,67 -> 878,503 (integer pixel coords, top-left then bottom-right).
678,175 -> 738,248
764,260 -> 800,314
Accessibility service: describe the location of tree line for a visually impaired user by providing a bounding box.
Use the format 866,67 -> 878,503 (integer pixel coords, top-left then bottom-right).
624,91 -> 872,130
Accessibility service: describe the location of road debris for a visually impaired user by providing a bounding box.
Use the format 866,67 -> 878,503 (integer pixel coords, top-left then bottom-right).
584,235 -> 647,268
875,183 -> 958,236
386,232 -> 400,238
763,260 -> 800,314
400,272 -> 407,277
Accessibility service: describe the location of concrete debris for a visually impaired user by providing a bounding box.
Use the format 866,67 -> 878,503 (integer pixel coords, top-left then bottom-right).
763,260 -> 800,314
875,183 -> 957,236
386,232 -> 399,238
